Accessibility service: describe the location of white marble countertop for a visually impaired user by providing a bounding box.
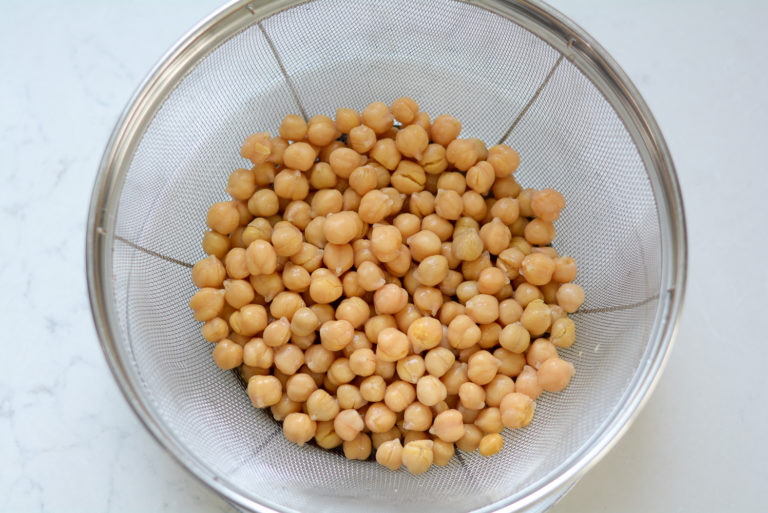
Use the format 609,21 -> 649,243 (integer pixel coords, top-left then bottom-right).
2,0 -> 766,511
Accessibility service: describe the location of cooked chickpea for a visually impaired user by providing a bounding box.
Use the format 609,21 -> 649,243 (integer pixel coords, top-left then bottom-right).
230,304 -> 268,337
370,224 -> 402,263
364,314 -> 397,344
474,267 -> 506,296
346,123 -> 376,154
273,343 -> 303,375
243,337 -> 274,368
383,380 -> 415,413
373,284 -> 409,315
441,362 -> 469,395
556,283 -> 585,313
189,288 -> 225,322
467,350 -> 501,385
206,201 -> 239,235
487,144 -> 520,177
355,191 -> 391,227
305,389 -> 339,421
530,188 -> 566,222
433,189 -> 463,221
309,268 -> 343,304
446,315 -> 481,350
465,161 -> 494,194
478,433 -> 503,456
374,358 -> 396,380
418,145 -> 447,176
540,281 -> 560,305
330,409 -> 363,442
520,299 -> 551,336
249,272 -> 283,302
212,339 -> 243,370
404,316 -> 441,353
307,115 -> 337,147
498,299 -> 523,327
431,439 -> 455,466
465,294 -> 500,325
369,138 -> 401,171
373,437 -> 402,470
278,114 -> 306,141
323,211 -> 361,245
451,229 -> 483,262
201,317 -> 229,342
268,394 -> 301,421
429,114 -> 461,146
485,376 -> 516,410
393,354 -> 423,383
309,189 -> 342,217
422,348 -> 454,378
376,327 -> 410,362
391,161 -> 426,195
202,230 -> 230,259
515,365 -> 542,400
524,218 -> 556,246
313,420 -> 342,450
405,231 -> 440,264
261,317 -> 290,348
318,319 -> 354,351
412,285 -> 443,315
389,96 -> 417,123
192,255 -> 226,289
414,375 -> 446,406
240,132 -> 271,164
552,256 -> 578,283
514,282 -> 543,307
479,218 -> 511,255
462,191 -> 487,221
400,402 -> 431,432
500,392 -> 534,429
458,382 -> 486,410
361,402 -> 396,433
390,214 -> 419,242
358,375 -> 385,403
537,357 -> 575,392
494,347 -> 525,377
269,291 -> 304,321
410,254 -> 448,287
283,373 -> 316,403
401,439 -> 434,474
421,214 -> 453,242
519,253 -> 555,287
438,270 -> 462,297
550,317 -> 576,349
247,375 -> 282,408
455,423 -> 482,452
362,101 -> 394,134
329,147 -> 365,179
335,384 -> 365,410
429,409 -> 465,442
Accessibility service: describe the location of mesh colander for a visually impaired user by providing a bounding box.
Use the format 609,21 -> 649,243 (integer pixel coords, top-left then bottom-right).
86,0 -> 686,512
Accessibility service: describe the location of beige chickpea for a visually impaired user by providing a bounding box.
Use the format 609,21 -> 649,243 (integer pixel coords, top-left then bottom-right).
332,409 -> 365,441
357,189 -> 392,225
520,253 -> 555,287
402,268 -> 421,296
206,201 -> 240,235
475,267 -> 506,296
212,339 -> 243,370
421,213 -> 454,241
369,138 -> 401,170
362,101 -> 394,134
490,198 -> 520,226
479,218 -> 511,255
440,241 -> 461,269
285,373 -> 318,402
335,107 -> 362,134
392,214 -> 421,241
347,347 -> 376,377
375,438 -> 403,471
384,245 -> 411,278
520,299 -> 551,337
314,420 -> 343,449
484,375 -> 515,408
202,231 -> 230,260
402,402 -> 432,432
390,96 -> 418,123
330,298 -> 367,330
364,314 -> 397,344
356,261 -> 385,292
394,124 -> 429,160
439,270 -> 463,297
281,262 -> 311,292
394,354 -> 425,384
500,392 -> 535,429
189,288 -> 225,322
371,427 -> 403,451
419,143 -> 448,175
494,347 -> 525,377
309,162 -> 337,190
402,440 -> 434,474
192,255 -> 226,289
462,191 -> 487,221
496,247 -> 524,280
487,144 -> 520,177
270,291 -> 305,321
424,347 -> 455,378
455,424 -> 483,452
550,317 -> 576,349
407,230 -> 441,262
458,344 -> 481,363
270,394 -> 302,421
467,350 -> 500,385
552,256 -> 578,283
310,189 -> 343,217
342,331 -> 372,357
478,433 -> 503,457
414,375 -> 446,406
441,362 -> 469,395
445,139 -> 479,171
474,407 -> 504,435
327,358 -> 355,385
515,365 -> 542,400
244,240 -> 276,276
348,124 -> 377,154
433,189 -> 463,221
451,229 -> 483,262
465,294 -> 500,325
376,327 -> 410,362
340,271 -> 365,298
278,114 -> 307,141
412,254 -> 449,287
412,286 -> 443,315
248,273 -> 282,302
514,282 -> 543,308
273,169 -> 309,200
408,191 -> 434,218
373,283 -> 408,315
454,281 -> 478,306
243,337 -> 274,368
509,236 -> 532,256
525,338 -> 557,370
305,389 -> 340,421
360,375 -> 386,403
317,319 -> 353,352
282,202 -> 311,231
323,211 -> 360,245
291,333 -> 316,350
303,217 -> 326,249
384,380 -> 416,412
540,281 -> 560,305
336,384 -> 367,410
492,176 -> 521,200
230,304 -> 268,337
329,147 -> 365,179
524,218 -> 556,246
556,283 -> 585,313
280,142 -> 315,172
370,224 -> 402,263
498,299 -> 523,327
429,409 -> 465,442
431,439 -> 455,467
391,161 -> 426,195
465,161 -> 494,194
446,315 -> 481,349
307,115 -> 337,147
458,382 -> 486,410
309,268 -> 343,304
247,374 -> 282,408
273,343 -> 304,375
345,166 -> 376,198
321,243 -> 352,276
373,360 -> 395,381
530,188 -> 566,222
430,114 -> 462,146
364,402 -> 397,433
226,167 -> 257,201
537,357 -> 575,392
262,318 -> 291,348
201,317 -> 229,342
406,316 -> 442,353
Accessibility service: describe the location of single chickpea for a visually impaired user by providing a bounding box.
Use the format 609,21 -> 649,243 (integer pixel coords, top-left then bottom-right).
273,343 -> 304,375
424,347 -> 456,378
192,255 -> 226,289
452,229 -> 483,262
336,384 -> 367,410
243,337 -> 274,368
556,283 -> 585,313
514,365 -> 542,400
526,338 -> 558,371
550,317 -> 576,349
454,281 -> 478,306
319,319 -> 354,351
467,350 -> 501,385
487,144 -> 520,177
262,317 -> 291,348
465,161 -> 495,195
376,438 -> 404,470
206,201 -> 239,235
462,191 -> 487,221
391,161 -> 426,195
405,316 -> 441,353
342,331 -> 372,357
441,362 -> 469,395
494,347 -> 526,377
321,243 -> 352,276
240,132 -> 271,164
212,339 -> 243,370
307,115 -> 337,147
519,253 -> 555,287
412,285 -> 443,315
329,147 -> 365,179
332,297 -> 368,329
416,375 -> 448,406
492,175 -> 522,199
202,231 -> 230,259
310,189 -> 343,218
332,409 -> 364,441
278,114 -> 307,141
370,224 -> 402,263
440,242 -> 461,270
357,190 -> 392,226
314,420 -> 343,449
270,394 -> 302,421
524,218 -> 556,245
498,322 -> 530,353
473,407 -> 503,435
248,272 -> 283,302
394,124 -> 429,160
376,327 -> 410,362
459,382 -> 486,410
537,357 -> 575,392
372,426 -> 402,449
374,358 -> 396,379
229,304 -> 268,337
308,162 -> 337,190
327,358 -> 355,385
247,374 -> 282,408
324,211 -> 362,246
445,139 -> 479,171
430,114 -> 462,146
334,107 -> 361,134
273,169 -> 309,200
419,143 -> 448,175
364,402 -> 397,433
373,283 -> 409,315
509,236 -> 532,256
347,123 -> 376,154
402,402 -> 432,432
282,201 -> 311,231
465,294 -> 500,325
340,271 -> 365,298
280,142 -> 315,172
391,214 -> 420,242
495,248 -> 523,281
364,314 -> 397,343
514,282 -> 543,307
292,333 -> 316,350
189,288 -> 225,322
500,392 -> 535,429
421,213 -> 454,242
530,188 -> 566,222
405,231 -> 440,264
201,317 -> 229,342
279,262 -> 310,292
540,281 -> 560,304
478,433 -> 503,457
384,380 -> 416,412
309,268 -> 343,304
355,262 -> 384,292
226,168 -> 257,201
552,256 -> 578,283
432,439 -> 455,466
521,299 -> 551,336
402,440 -> 434,475
252,161 -> 277,187
433,189 -> 463,221
484,375 -> 515,408
458,344 -> 481,363
268,291 -> 304,321
446,315 -> 481,349
479,218 -> 511,255
429,409 -> 465,442
414,255 -> 449,287
391,96 -> 418,123
305,389 -> 340,421
439,270 -> 463,297
498,299 -> 523,328
459,406 -> 480,424
369,138 -> 401,171
362,101 -> 394,134
409,110 -> 431,131
284,373 -> 317,403
266,136 -> 288,166
269,222 -> 302,258
243,240 -> 276,277
490,198 -> 520,226
475,267 -> 507,296
360,375 -> 386,402
348,347 -> 376,377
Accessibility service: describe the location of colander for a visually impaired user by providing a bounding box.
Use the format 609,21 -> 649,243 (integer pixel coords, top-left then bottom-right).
86,0 -> 687,512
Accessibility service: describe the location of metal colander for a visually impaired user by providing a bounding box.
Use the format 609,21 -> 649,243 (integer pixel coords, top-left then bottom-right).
86,0 -> 686,512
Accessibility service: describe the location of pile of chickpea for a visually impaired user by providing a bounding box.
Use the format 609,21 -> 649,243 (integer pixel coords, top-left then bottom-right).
189,97 -> 584,474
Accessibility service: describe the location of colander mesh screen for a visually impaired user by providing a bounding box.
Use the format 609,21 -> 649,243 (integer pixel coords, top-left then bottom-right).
110,0 -> 662,512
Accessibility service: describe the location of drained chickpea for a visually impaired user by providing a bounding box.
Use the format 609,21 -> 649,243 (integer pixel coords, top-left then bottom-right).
455,423 -> 482,452
360,375 -> 386,403
431,439 -> 455,467
497,299 -> 523,327
230,304 -> 268,337
462,191 -> 487,221
550,317 -> 576,349
307,115 -> 336,147
429,409 -> 465,442
494,347 -> 526,377
281,412 -> 317,446
473,407 -> 503,435
467,350 -> 500,385
247,375 -> 282,408
459,382 -> 486,410
479,218 -> 511,255
384,380 -> 416,412
192,255 -> 226,289
489,198 -> 519,226
402,440 -> 434,474
524,218 -> 556,246
465,294 -> 500,325
202,230 -> 230,259
421,214 -> 453,242
414,375 -> 446,406
465,161 -> 494,194
474,267 -> 506,296
500,392 -> 534,429
483,375 -> 515,408
452,229 -> 483,262
411,254 -> 448,287
261,317 -> 290,347
439,270 -> 463,297
419,144 -> 448,176
189,288 -> 225,322
316,319 -> 353,351
514,282 -> 543,308
445,139 -> 478,171
310,420 -> 342,450
537,357 -> 575,392
243,337 -> 274,368
346,347 -> 376,377
389,96 -> 417,123
305,389 -> 339,421
376,327 -> 410,362
412,286 -> 443,315
424,347 -> 455,378
478,433 -> 503,456
212,339 -> 243,370
308,268 -> 343,304
361,101 -> 394,134
273,343 -> 303,375
556,283 -> 585,313
322,211 -> 360,245
391,214 -> 420,241
539,281 -> 560,305
530,188 -> 566,222
370,225 -> 402,263
278,114 -> 306,141
430,114 -> 462,146
328,147 -> 364,180
434,189 -> 463,221
520,299 -> 551,336
393,354 -> 423,383
525,339 -> 557,372
269,291 -> 304,321
512,365 -> 540,400
373,437 -> 403,470
446,315 -> 481,349
391,161 -> 426,195
362,402 -> 397,433
373,283 -> 408,315
400,402 -> 431,432
206,201 -> 239,235
201,317 -> 229,342
552,256 -> 578,284
336,384 -> 366,410
269,394 -> 302,421
441,362 -> 469,395
519,253 -> 555,287
364,314 -> 397,344
405,316 -> 441,353
310,189 -> 343,217
487,144 -> 520,177
374,358 -> 396,380
329,409 -> 362,442
356,191 -> 392,227
331,107 -> 360,133
354,262 -> 384,293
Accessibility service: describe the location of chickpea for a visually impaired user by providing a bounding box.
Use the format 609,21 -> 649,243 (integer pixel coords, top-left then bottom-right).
329,409 -> 362,442
361,402 -> 396,433
260,317 -> 290,348
247,374 -> 282,408
412,285 -> 443,315
446,315 -> 481,350
204,201 -> 238,235
189,288 -> 225,322
515,365 -> 542,400
318,319 -> 354,351
354,192 -> 392,228
530,188 -> 566,222
369,138 -> 401,171
282,373 -> 316,403
370,225 -> 402,263
473,267 -> 506,297
323,211 -> 361,245
550,256 -> 577,285
292,333 -> 316,350
266,292 -> 303,322
550,317 -> 576,349
335,384 -> 365,410
387,96 -> 417,123
247,273 -> 281,302
494,347 -> 525,377
500,392 -> 534,429
444,139 -> 478,171
467,350 -> 501,385
267,394 -> 301,422
432,439 -> 455,467
351,263 -> 383,294
307,164 -> 336,192
458,344 -> 481,363
465,294 -> 500,325
428,114 -> 461,146
390,162 -> 425,196
327,147 -> 363,179
472,407 -> 503,435
202,230 -> 230,260
320,244 -> 351,276
461,191 -> 487,221
478,433 -> 503,456
375,358 -> 396,380
272,343 -> 303,375
487,144 -> 520,177
373,283 -> 408,315
522,339 -> 555,372
309,420 -> 342,450
212,339 -> 243,370
243,337 -> 273,368
360,101 -> 394,134
519,253 -> 555,287
304,389 -> 339,421
421,214 -> 454,242
201,317 -> 229,342
438,270 -> 462,297
479,218 -> 511,255
514,282 -> 543,307
524,218 -> 556,246
307,115 -> 337,147
424,347 -> 455,378
403,316 -> 440,353
441,362 -> 469,395
432,189 -> 463,221
459,382 -> 486,410
242,240 -> 276,277
540,281 -> 560,304
520,299 -> 551,336
370,437 -> 403,471
401,439 -> 434,474
417,145 -> 446,177
484,375 -> 516,409
277,114 -> 306,141
488,198 -> 519,226
358,375 -> 385,403
376,327 -> 410,362
537,356 -> 575,392
309,190 -> 342,218
464,160 -> 493,194
412,375 -> 445,407
230,304 -> 268,337
496,299 -> 523,327
364,314 -> 397,344
555,283 -> 585,313
309,268 -> 343,304
427,409 -> 463,442
400,402 -> 431,432
451,229 -> 483,262
342,330 -> 372,356
191,255 -> 226,289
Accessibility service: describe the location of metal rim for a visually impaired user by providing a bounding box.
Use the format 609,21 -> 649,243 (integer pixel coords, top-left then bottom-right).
86,1 -> 687,512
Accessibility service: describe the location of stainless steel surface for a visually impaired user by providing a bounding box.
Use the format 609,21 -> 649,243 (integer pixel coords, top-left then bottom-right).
86,1 -> 686,512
